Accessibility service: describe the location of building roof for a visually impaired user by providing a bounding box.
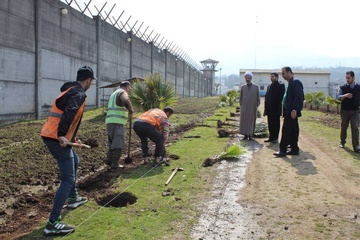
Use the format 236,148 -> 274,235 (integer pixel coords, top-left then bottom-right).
200,58 -> 219,64
239,69 -> 331,75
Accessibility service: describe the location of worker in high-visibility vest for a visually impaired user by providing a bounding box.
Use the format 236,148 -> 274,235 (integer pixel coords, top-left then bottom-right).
105,81 -> 134,169
133,107 -> 173,164
41,66 -> 96,236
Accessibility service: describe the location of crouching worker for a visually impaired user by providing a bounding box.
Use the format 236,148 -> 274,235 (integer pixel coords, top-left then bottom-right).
40,66 -> 96,236
133,107 -> 174,165
105,81 -> 134,169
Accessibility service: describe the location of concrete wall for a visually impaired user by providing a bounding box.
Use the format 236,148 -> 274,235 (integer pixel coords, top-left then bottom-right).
0,0 -> 206,125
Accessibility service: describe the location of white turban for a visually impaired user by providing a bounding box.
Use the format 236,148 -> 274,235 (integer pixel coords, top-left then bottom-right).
244,71 -> 253,78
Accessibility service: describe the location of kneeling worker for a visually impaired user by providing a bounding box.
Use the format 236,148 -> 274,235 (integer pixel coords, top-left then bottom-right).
133,107 -> 174,164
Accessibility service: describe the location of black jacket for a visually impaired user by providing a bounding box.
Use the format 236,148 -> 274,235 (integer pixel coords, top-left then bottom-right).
340,84 -> 360,110
56,81 -> 87,137
283,78 -> 304,117
264,81 -> 285,116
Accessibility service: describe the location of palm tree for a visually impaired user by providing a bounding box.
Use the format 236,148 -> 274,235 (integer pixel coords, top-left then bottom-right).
325,96 -> 341,113
129,73 -> 177,111
226,90 -> 240,106
305,92 -> 325,110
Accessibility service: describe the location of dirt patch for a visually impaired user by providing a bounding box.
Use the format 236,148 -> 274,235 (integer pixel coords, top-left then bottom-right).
0,100 -> 218,239
191,107 -> 360,239
2,98 -> 356,239
240,115 -> 360,239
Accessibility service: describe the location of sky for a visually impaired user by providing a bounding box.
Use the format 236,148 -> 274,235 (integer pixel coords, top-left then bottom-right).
67,0 -> 360,75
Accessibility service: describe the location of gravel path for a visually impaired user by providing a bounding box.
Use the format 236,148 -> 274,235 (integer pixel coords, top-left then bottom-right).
191,140 -> 262,240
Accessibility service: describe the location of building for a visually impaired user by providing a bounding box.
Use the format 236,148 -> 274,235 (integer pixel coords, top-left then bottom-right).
239,69 -> 331,96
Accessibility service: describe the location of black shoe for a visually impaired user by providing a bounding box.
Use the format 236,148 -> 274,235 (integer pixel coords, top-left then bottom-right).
354,147 -> 360,153
241,135 -> 248,141
339,143 -> 345,148
111,162 -> 119,169
264,139 -> 272,142
286,150 -> 299,155
273,151 -> 286,157
104,158 -> 111,166
248,136 -> 253,140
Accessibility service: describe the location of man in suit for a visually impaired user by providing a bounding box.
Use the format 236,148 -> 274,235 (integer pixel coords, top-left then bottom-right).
263,72 -> 285,143
274,66 -> 304,157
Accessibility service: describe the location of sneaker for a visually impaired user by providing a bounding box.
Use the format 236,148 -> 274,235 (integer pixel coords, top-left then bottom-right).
43,218 -> 75,236
162,157 -> 170,166
67,195 -> 88,209
339,143 -> 345,148
155,156 -> 163,163
143,157 -> 150,165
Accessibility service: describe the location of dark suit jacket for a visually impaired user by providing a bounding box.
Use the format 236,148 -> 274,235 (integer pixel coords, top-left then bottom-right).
264,81 -> 285,116
283,78 -> 304,117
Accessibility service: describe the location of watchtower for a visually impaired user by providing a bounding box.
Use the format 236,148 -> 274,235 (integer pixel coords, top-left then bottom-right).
200,58 -> 219,96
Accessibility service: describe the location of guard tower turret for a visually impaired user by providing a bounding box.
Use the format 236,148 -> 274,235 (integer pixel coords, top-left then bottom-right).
200,58 -> 219,96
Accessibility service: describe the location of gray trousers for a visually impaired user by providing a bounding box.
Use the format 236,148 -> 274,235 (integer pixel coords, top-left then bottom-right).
340,109 -> 359,149
107,123 -> 125,149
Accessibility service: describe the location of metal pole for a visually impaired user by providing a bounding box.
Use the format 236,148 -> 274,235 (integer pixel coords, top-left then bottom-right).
35,0 -> 42,119
219,68 -> 222,95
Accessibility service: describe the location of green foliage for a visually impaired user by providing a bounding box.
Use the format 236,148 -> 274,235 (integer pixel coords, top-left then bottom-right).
219,95 -> 228,102
325,96 -> 341,106
218,95 -> 228,107
129,73 -> 177,111
226,90 -> 240,106
217,144 -> 245,160
254,121 -> 268,138
305,92 -> 325,109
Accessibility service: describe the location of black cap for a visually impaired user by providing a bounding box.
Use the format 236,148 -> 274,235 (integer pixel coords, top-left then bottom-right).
77,66 -> 97,81
163,106 -> 174,115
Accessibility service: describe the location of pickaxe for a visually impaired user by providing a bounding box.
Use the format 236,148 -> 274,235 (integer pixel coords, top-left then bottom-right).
165,167 -> 183,186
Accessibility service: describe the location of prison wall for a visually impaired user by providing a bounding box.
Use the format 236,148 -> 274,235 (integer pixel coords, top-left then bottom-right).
0,0 -> 207,125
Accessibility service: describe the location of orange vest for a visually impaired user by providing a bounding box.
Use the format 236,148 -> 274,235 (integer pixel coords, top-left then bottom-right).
137,108 -> 167,129
40,87 -> 85,142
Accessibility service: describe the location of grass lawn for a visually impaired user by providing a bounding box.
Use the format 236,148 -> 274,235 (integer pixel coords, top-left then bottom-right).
22,99 -> 242,239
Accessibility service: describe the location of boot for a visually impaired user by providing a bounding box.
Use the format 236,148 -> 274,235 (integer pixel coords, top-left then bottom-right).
111,148 -> 122,169
104,150 -> 111,166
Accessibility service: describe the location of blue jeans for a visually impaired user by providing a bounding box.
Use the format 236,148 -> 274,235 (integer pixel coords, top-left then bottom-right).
43,138 -> 79,222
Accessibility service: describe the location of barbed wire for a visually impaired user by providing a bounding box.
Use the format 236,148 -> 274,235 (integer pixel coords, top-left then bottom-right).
59,0 -> 201,71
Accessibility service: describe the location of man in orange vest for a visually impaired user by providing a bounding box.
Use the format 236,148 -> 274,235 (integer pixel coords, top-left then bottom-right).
40,66 -> 96,236
133,107 -> 174,164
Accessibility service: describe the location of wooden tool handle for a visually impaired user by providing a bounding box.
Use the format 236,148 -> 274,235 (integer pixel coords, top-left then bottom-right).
165,167 -> 178,186
68,142 -> 91,149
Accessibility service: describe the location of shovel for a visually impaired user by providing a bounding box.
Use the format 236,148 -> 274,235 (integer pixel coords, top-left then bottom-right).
67,142 -> 91,149
124,117 -> 133,163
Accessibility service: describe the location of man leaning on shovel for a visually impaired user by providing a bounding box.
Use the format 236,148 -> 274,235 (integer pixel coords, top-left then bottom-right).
105,81 -> 134,169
